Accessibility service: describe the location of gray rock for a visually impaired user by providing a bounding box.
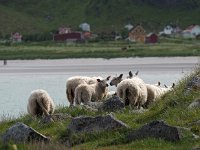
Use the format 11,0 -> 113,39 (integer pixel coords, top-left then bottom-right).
188,98 -> 200,109
68,114 -> 129,133
99,95 -> 125,112
1,122 -> 50,143
125,120 -> 181,142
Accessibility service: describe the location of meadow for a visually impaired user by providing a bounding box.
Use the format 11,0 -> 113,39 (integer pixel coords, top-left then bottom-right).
0,38 -> 200,60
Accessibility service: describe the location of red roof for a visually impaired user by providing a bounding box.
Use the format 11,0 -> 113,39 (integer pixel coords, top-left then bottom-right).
53,32 -> 84,41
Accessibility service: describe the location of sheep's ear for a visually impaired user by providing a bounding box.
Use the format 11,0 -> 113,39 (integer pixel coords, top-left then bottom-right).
106,76 -> 111,80
158,81 -> 161,86
119,74 -> 123,78
129,71 -> 133,78
164,84 -> 168,88
172,83 -> 175,88
135,71 -> 139,76
97,79 -> 101,82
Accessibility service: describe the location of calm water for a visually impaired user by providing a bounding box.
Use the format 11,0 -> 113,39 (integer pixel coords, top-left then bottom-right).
0,72 -> 185,119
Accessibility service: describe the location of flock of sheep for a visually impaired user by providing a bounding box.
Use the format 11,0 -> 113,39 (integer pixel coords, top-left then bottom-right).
27,71 -> 175,118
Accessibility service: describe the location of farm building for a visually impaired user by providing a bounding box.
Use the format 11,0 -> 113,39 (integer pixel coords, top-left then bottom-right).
124,23 -> 133,31
182,24 -> 200,38
10,32 -> 22,42
128,25 -> 146,43
58,27 -> 72,34
145,33 -> 158,43
79,22 -> 90,32
53,32 -> 84,42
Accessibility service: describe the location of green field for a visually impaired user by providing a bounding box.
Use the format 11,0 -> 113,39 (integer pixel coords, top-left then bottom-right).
0,38 -> 200,60
0,68 -> 200,149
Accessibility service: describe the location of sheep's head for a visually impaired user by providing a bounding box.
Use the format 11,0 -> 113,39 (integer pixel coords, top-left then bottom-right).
97,78 -> 109,88
110,74 -> 123,87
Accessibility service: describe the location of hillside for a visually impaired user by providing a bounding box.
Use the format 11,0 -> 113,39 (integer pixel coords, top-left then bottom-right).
0,0 -> 200,35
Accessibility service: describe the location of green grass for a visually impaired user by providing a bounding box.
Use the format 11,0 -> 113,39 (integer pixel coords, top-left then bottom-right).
0,68 -> 200,149
0,39 -> 200,59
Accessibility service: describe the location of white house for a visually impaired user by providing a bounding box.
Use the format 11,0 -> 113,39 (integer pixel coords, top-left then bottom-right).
182,24 -> 200,38
79,22 -> 90,32
124,24 -> 133,31
159,25 -> 174,35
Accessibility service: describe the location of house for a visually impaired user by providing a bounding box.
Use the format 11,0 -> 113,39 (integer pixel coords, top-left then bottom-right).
58,27 -> 72,34
128,25 -> 146,43
182,24 -> 200,38
79,22 -> 90,32
145,33 -> 158,44
53,32 -> 84,42
11,32 -> 22,42
159,25 -> 174,35
124,24 -> 133,31
83,31 -> 92,39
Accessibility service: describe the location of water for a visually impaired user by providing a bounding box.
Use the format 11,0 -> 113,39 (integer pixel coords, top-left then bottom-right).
0,57 -> 198,119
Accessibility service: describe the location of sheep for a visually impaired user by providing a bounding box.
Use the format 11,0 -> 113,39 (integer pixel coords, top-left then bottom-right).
66,76 -> 103,106
117,78 -> 147,109
74,76 -> 110,106
111,71 -> 147,108
27,89 -> 55,117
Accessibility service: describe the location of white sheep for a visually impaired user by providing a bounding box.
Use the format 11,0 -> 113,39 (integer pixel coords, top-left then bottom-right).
74,76 -> 110,106
27,89 -> 55,117
66,76 -> 103,106
117,77 -> 147,109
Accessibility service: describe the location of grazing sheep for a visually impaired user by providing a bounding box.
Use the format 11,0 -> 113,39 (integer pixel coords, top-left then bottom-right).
117,78 -> 147,109
27,89 -> 55,117
66,76 -> 103,106
74,76 -> 110,106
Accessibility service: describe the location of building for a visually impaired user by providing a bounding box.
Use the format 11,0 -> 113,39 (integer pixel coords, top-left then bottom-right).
182,24 -> 200,38
79,22 -> 90,32
58,27 -> 72,34
146,33 -> 158,43
53,32 -> 84,42
11,32 -> 22,42
128,25 -> 146,43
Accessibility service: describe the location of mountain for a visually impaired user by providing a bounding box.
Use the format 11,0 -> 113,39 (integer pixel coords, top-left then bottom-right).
0,0 -> 200,36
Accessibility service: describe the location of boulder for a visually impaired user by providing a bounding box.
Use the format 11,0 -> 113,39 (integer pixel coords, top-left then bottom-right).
99,95 -> 125,112
68,114 -> 129,133
125,120 -> 181,142
188,98 -> 200,109
1,122 -> 50,143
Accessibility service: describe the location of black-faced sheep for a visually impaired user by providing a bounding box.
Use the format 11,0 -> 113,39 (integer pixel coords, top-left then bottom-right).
27,89 -> 55,117
66,76 -> 103,106
74,76 -> 110,106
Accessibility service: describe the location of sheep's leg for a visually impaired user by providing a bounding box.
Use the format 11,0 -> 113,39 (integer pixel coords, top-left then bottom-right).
37,98 -> 49,116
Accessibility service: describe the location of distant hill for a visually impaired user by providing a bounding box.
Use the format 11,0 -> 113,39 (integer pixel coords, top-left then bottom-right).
0,0 -> 200,36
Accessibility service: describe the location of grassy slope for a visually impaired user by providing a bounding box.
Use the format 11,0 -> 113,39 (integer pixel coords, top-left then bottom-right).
1,0 -> 200,34
0,5 -> 49,35
0,68 -> 200,149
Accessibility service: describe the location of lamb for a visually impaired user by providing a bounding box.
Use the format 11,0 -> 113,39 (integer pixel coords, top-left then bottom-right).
74,76 -> 110,106
66,76 -> 103,106
27,89 -> 55,117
